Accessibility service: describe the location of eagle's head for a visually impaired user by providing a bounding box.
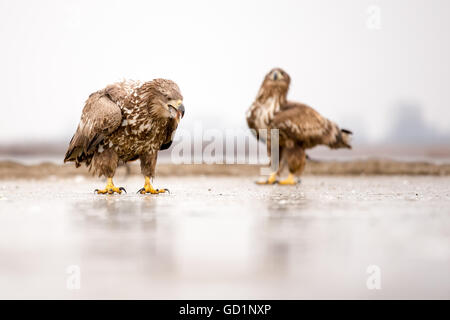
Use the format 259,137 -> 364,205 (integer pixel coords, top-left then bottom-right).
257,68 -> 291,103
146,78 -> 185,120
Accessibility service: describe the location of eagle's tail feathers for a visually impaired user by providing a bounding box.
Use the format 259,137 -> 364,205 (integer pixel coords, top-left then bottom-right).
329,128 -> 352,149
338,128 -> 352,149
64,131 -> 98,167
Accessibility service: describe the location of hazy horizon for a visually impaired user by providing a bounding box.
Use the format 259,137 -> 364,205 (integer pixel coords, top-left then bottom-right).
0,0 -> 449,145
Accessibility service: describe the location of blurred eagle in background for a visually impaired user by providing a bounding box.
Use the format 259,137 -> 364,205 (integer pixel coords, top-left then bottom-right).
246,68 -> 352,185
64,79 -> 185,194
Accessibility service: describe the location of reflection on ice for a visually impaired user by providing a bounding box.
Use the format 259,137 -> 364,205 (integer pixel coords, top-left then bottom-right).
0,176 -> 449,299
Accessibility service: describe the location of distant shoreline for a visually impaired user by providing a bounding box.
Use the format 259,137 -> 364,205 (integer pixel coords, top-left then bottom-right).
1,159 -> 449,179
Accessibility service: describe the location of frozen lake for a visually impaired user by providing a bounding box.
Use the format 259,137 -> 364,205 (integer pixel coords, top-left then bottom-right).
0,176 -> 449,299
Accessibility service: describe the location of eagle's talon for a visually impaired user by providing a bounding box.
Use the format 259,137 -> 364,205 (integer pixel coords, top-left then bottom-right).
255,180 -> 278,185
255,172 -> 278,185
95,178 -> 125,194
119,187 -> 127,193
138,187 -> 168,194
138,177 -> 169,195
278,174 -> 297,186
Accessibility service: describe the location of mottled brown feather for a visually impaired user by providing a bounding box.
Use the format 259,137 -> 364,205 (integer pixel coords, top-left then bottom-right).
64,92 -> 122,167
64,79 -> 183,179
247,68 -> 351,177
271,101 -> 351,149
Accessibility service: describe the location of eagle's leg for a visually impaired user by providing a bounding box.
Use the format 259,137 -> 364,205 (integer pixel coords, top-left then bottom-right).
138,176 -> 168,194
92,149 -> 126,194
138,153 -> 168,194
95,177 -> 127,194
255,172 -> 278,185
278,146 -> 305,186
256,139 -> 284,185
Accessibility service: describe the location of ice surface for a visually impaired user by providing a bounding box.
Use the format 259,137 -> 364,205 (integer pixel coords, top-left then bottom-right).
0,176 -> 449,299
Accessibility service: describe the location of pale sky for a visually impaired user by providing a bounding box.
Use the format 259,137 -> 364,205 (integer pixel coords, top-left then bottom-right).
0,0 -> 449,144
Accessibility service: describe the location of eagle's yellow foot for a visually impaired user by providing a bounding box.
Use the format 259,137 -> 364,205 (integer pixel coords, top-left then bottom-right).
256,172 -> 278,185
278,174 -> 297,186
95,178 -> 126,194
138,177 -> 169,194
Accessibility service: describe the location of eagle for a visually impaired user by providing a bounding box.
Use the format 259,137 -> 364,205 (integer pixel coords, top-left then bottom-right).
246,68 -> 352,185
64,79 -> 185,194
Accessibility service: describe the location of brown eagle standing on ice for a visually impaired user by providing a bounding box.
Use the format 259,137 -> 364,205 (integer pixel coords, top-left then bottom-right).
64,79 -> 185,194
246,68 -> 352,185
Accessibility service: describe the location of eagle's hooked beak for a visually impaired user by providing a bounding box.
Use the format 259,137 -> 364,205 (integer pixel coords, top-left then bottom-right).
174,99 -> 185,119
177,103 -> 185,119
168,100 -> 185,119
272,70 -> 281,81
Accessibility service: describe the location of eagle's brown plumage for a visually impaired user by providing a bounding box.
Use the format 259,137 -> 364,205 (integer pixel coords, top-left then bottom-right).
64,79 -> 185,194
246,68 -> 352,183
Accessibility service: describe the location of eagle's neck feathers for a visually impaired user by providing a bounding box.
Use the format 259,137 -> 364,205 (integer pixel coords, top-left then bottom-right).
249,87 -> 287,129
114,80 -> 168,120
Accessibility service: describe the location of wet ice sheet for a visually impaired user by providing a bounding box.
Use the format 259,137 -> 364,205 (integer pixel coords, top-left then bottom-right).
0,176 -> 449,299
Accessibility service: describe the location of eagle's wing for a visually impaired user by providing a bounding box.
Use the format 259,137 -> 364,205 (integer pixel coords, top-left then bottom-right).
64,91 -> 122,166
246,104 -> 263,140
270,102 -> 352,149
